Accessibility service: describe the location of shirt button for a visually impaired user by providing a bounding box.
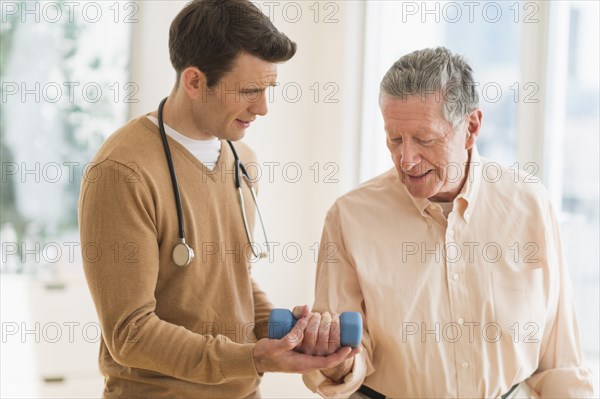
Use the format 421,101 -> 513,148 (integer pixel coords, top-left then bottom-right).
457,318 -> 464,325
448,229 -> 455,237
452,273 -> 459,280
462,361 -> 469,368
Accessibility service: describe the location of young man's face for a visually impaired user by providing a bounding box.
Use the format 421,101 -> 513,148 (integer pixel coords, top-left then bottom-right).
381,94 -> 478,202
192,52 -> 277,141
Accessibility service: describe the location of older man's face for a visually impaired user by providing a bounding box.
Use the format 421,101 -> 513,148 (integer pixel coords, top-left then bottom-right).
381,94 -> 479,202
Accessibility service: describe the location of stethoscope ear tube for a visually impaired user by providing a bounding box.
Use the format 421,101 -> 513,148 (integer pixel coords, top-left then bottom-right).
158,97 -> 194,267
236,184 -> 269,259
227,141 -> 269,259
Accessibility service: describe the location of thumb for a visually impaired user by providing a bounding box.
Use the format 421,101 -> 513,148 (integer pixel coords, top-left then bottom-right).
292,305 -> 309,319
282,315 -> 308,350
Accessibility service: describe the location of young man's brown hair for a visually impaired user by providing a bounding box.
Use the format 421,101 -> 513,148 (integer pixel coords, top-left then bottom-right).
169,0 -> 297,87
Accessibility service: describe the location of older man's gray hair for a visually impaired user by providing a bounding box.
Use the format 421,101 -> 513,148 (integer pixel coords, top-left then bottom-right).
380,47 -> 479,131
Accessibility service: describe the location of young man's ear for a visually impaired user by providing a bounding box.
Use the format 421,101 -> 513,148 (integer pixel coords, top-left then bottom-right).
179,67 -> 208,100
465,108 -> 483,150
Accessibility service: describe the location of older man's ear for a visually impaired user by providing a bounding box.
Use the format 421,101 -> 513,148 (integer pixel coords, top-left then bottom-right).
465,108 -> 483,150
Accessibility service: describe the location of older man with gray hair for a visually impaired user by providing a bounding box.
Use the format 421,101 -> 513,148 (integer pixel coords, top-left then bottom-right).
303,47 -> 594,398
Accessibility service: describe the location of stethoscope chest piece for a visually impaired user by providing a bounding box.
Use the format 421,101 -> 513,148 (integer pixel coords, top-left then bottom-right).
172,241 -> 194,267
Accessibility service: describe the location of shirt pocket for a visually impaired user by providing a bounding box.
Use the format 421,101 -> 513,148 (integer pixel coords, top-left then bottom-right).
491,268 -> 546,344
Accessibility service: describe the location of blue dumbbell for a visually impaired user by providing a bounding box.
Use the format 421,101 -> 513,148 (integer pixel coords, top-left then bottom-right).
268,308 -> 362,348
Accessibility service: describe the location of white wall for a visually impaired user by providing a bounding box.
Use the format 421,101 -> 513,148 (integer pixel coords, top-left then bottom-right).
129,1 -> 365,396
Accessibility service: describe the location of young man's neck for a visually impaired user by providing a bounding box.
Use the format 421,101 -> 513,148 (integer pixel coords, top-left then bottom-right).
152,91 -> 215,141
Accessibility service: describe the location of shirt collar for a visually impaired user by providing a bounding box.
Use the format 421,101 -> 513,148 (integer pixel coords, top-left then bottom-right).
455,145 -> 482,223
403,146 -> 482,223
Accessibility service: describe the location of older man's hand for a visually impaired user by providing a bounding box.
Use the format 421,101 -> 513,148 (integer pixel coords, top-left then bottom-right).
291,307 -> 343,356
253,310 -> 358,374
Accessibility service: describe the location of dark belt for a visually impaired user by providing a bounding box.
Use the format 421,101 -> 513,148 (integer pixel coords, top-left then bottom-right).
357,383 -> 519,399
358,385 -> 385,399
501,383 -> 519,399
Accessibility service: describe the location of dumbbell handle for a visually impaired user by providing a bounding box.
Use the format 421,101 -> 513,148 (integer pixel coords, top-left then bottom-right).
267,308 -> 362,348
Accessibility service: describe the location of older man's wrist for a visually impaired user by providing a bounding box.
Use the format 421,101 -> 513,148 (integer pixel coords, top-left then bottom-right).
320,357 -> 355,383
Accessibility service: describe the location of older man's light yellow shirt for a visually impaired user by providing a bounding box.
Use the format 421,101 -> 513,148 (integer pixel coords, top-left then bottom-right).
303,148 -> 594,398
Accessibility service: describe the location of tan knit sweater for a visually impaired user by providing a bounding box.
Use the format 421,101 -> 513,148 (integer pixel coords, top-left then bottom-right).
78,116 -> 272,398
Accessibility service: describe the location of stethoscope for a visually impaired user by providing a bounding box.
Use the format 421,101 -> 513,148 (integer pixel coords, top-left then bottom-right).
158,97 -> 269,267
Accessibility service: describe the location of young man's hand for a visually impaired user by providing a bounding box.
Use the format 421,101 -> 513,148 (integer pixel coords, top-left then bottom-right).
253,310 -> 360,374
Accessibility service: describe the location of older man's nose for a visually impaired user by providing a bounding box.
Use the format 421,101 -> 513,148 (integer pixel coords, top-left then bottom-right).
400,141 -> 421,171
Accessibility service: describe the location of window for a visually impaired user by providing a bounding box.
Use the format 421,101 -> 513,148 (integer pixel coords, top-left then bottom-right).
550,0 -> 600,383
1,2 -> 132,273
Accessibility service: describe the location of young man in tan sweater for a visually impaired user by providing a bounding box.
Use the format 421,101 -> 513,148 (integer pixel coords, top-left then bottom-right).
78,1 -> 357,397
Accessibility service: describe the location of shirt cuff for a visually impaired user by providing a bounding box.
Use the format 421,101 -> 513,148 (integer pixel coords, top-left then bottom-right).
303,352 -> 367,398
220,342 -> 260,380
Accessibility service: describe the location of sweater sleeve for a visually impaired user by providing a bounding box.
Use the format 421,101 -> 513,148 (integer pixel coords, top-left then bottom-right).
78,160 -> 259,383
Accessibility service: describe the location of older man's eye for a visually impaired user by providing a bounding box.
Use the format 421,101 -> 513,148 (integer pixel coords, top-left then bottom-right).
417,138 -> 434,145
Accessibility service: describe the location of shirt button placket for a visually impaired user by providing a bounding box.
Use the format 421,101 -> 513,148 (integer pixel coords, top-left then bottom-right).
447,222 -> 471,396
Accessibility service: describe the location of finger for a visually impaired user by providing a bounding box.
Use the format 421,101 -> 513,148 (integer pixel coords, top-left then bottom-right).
303,312 -> 322,351
327,314 -> 341,354
320,346 -> 353,369
344,346 -> 362,360
292,305 -> 309,319
287,347 -> 352,373
315,312 -> 333,355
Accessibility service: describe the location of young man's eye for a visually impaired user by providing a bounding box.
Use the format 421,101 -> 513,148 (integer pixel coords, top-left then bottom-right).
240,90 -> 262,101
